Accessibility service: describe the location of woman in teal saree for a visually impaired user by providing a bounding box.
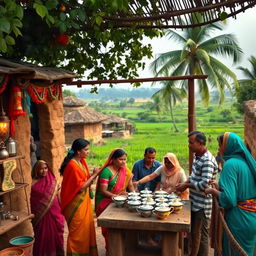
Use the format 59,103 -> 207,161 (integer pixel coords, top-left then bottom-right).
206,132 -> 256,256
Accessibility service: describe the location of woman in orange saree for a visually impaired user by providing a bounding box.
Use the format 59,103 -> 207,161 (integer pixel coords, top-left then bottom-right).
60,138 -> 101,256
95,148 -> 134,251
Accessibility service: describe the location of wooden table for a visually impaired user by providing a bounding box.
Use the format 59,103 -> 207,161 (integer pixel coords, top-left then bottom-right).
97,201 -> 191,256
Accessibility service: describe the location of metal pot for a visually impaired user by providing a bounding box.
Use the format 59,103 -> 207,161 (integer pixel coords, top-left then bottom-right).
6,137 -> 17,157
0,146 -> 9,159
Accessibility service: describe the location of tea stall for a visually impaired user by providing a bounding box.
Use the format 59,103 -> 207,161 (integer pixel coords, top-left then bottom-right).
0,58 -> 76,249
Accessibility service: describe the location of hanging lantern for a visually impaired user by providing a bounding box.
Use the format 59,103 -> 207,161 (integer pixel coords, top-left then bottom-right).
0,96 -> 9,144
0,96 -> 10,159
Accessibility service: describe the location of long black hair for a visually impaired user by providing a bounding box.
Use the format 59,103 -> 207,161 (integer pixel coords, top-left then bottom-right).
111,149 -> 127,160
59,138 -> 90,175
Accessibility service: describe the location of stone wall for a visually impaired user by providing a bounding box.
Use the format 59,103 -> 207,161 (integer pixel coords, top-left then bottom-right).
244,100 -> 256,159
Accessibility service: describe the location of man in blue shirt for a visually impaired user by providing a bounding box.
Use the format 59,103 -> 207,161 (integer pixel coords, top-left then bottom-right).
132,147 -> 161,192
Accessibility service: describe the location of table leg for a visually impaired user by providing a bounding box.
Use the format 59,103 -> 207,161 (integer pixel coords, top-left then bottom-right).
108,228 -> 124,256
162,232 -> 179,256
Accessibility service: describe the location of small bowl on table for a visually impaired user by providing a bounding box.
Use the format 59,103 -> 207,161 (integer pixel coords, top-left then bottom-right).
168,201 -> 184,213
137,204 -> 154,218
126,199 -> 141,212
112,195 -> 127,208
153,206 -> 174,220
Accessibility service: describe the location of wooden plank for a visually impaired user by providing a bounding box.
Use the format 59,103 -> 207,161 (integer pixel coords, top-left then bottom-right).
162,232 -> 179,256
98,200 -> 191,233
0,212 -> 34,235
0,183 -> 28,196
0,155 -> 24,164
108,228 -> 124,256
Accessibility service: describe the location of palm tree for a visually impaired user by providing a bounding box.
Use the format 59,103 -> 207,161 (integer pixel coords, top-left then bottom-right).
150,13 -> 242,106
150,93 -> 162,117
237,56 -> 256,85
152,70 -> 186,132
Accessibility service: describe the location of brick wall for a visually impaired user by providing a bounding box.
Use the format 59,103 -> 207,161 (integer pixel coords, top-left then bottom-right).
244,100 -> 256,159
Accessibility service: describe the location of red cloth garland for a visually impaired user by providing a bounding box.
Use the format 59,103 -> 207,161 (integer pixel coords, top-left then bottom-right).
9,85 -> 26,136
26,83 -> 62,103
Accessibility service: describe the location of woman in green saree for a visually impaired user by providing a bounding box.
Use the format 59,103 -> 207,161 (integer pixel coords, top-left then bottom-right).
205,132 -> 256,256
95,148 -> 135,250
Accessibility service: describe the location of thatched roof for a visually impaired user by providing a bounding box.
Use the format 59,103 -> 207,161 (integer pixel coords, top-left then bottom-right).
102,114 -> 128,125
63,96 -> 85,107
0,58 -> 76,82
87,0 -> 256,29
64,96 -> 106,124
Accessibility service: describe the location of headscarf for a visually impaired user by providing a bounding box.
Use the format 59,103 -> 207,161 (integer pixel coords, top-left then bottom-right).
162,153 -> 181,177
220,132 -> 256,182
162,153 -> 183,188
32,160 -> 51,179
59,138 -> 90,175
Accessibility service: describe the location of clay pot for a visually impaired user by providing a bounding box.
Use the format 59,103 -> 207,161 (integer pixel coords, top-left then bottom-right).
0,247 -> 24,256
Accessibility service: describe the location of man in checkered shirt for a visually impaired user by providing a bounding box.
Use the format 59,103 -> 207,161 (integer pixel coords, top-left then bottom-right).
176,131 -> 218,256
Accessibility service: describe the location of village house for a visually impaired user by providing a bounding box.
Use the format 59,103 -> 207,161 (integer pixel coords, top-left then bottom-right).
102,114 -> 133,138
64,96 -> 106,144
0,58 -> 76,249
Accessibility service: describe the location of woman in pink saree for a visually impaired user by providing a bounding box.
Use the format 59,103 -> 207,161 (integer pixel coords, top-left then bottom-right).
31,160 -> 65,256
95,149 -> 134,250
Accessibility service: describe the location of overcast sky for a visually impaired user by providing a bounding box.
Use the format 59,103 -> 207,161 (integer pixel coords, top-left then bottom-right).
140,7 -> 256,81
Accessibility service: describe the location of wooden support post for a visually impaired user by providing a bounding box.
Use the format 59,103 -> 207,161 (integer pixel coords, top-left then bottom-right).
188,78 -> 196,174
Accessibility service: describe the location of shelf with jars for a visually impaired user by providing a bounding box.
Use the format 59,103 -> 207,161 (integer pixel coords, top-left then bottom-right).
0,155 -> 34,235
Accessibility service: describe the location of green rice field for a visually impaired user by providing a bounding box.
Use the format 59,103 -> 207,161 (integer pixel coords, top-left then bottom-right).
87,100 -> 244,174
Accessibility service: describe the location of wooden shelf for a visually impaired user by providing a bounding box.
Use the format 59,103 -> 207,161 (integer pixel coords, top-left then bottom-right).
0,211 -> 34,235
0,155 -> 24,164
0,183 -> 29,196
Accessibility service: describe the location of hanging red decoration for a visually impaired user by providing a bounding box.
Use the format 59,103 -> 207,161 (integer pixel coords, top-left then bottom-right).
26,83 -> 62,103
9,85 -> 26,137
55,34 -> 70,46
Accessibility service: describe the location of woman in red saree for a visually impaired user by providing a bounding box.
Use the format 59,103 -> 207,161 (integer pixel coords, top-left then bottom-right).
60,138 -> 101,256
95,148 -> 134,250
31,160 -> 65,256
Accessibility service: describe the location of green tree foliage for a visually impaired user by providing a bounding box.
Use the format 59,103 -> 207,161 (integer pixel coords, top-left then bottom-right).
0,0 -> 160,79
127,97 -> 135,104
235,56 -> 256,113
63,89 -> 77,97
150,13 -> 242,105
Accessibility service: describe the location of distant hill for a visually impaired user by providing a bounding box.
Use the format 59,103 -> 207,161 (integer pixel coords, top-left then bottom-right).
74,87 -> 161,100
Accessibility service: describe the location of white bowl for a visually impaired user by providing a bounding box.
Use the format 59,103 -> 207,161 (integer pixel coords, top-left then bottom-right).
112,195 -> 127,207
137,205 -> 154,217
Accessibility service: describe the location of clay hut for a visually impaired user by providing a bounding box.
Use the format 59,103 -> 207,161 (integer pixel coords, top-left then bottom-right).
102,114 -> 133,138
244,100 -> 256,158
0,58 -> 76,248
64,96 -> 106,144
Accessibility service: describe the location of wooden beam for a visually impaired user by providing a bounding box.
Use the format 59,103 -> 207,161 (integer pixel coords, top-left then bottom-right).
65,75 -> 207,87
